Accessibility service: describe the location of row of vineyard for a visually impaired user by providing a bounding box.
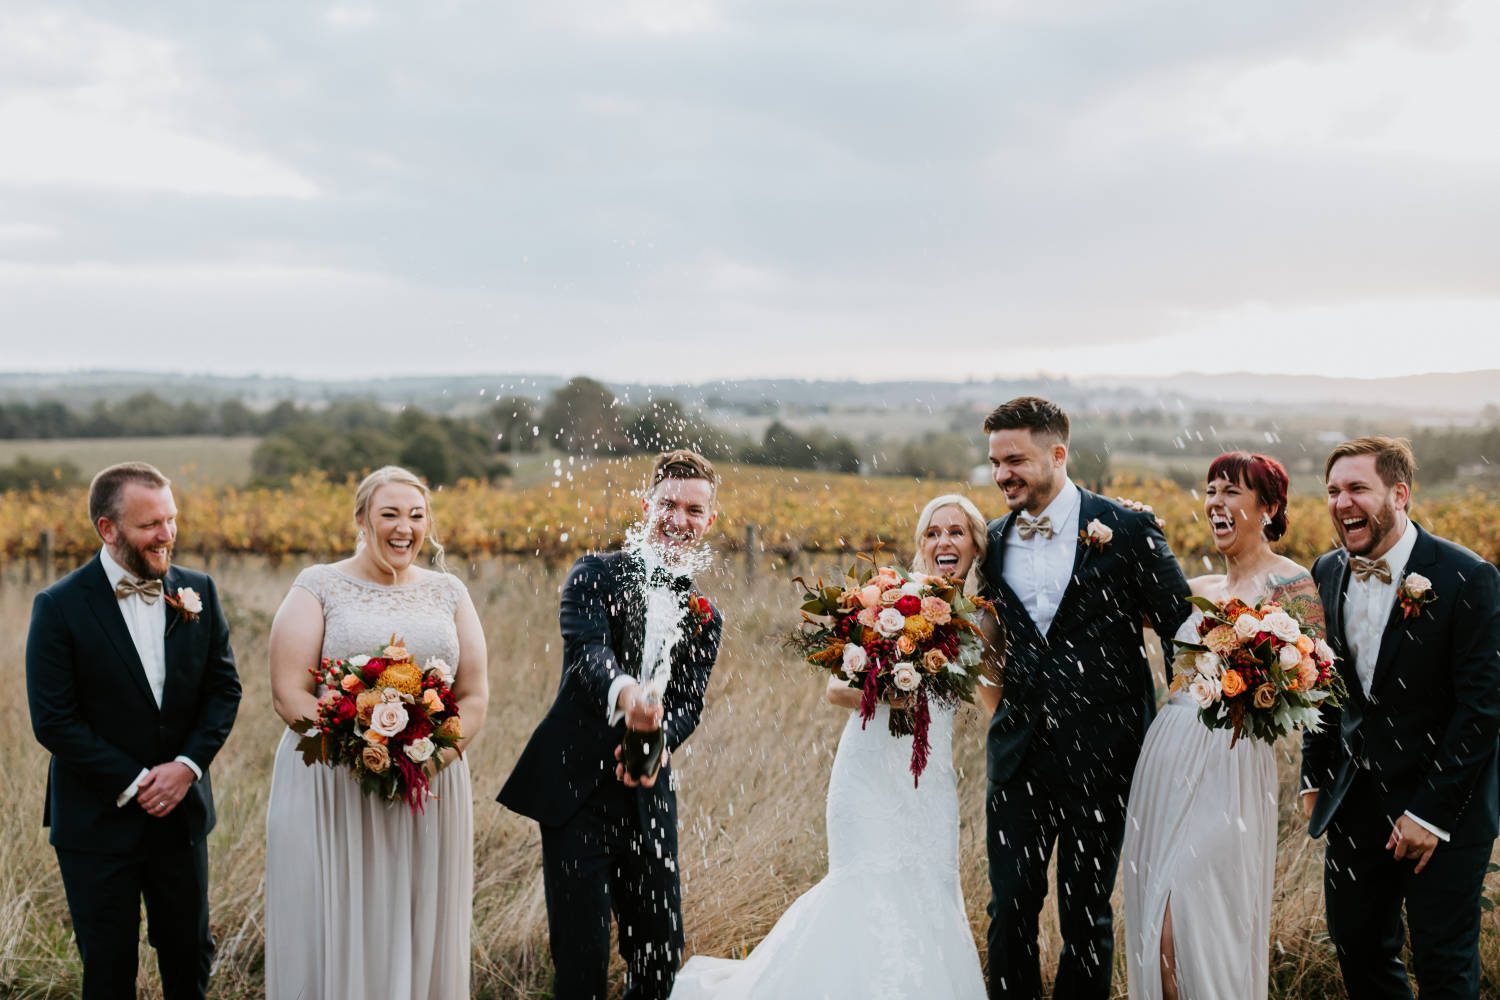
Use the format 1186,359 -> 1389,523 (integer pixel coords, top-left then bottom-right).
5,459 -> 1499,568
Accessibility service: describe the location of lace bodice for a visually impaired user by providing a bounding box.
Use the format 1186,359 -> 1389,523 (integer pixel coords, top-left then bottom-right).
292,564 -> 467,667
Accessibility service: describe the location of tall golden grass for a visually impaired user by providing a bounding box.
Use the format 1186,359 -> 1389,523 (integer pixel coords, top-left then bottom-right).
2,554 -> 1497,998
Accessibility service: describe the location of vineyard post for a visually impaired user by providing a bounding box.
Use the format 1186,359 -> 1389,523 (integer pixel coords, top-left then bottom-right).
40,529 -> 53,583
743,524 -> 756,584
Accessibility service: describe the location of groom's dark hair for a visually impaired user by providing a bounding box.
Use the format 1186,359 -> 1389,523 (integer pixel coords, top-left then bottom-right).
982,396 -> 1070,446
648,448 -> 718,498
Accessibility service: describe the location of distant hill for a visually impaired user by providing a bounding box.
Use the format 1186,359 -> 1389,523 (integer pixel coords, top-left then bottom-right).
1,369 -> 1495,418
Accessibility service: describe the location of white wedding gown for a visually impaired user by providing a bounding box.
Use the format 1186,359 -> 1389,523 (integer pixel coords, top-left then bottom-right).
264,565 -> 475,1000
1121,610 -> 1276,999
670,702 -> 986,1000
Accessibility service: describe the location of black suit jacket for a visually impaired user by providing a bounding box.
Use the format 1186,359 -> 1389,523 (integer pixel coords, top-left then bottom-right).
25,557 -> 242,853
1301,525 -> 1500,843
498,550 -> 723,829
979,489 -> 1191,785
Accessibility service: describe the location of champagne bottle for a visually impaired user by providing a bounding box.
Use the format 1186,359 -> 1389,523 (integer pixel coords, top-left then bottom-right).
621,688 -> 665,781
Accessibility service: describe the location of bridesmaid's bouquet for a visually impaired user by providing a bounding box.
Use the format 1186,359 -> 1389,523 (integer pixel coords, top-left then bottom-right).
789,557 -> 994,785
291,635 -> 463,813
1169,596 -> 1343,746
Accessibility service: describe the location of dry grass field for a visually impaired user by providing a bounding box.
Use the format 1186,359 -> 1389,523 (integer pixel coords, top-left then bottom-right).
2,554 -> 1497,998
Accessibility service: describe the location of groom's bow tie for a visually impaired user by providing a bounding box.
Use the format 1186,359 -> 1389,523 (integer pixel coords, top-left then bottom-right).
1016,515 -> 1054,541
1350,556 -> 1392,584
115,577 -> 163,603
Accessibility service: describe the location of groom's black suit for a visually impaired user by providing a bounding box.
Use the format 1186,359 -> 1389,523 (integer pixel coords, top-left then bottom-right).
980,489 -> 1189,1000
1302,525 -> 1500,999
499,549 -> 722,1000
25,556 -> 241,1000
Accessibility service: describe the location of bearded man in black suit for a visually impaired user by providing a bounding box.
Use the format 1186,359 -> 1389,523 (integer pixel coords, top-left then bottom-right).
499,449 -> 724,1000
25,461 -> 241,1000
1302,437 -> 1500,1000
978,396 -> 1191,999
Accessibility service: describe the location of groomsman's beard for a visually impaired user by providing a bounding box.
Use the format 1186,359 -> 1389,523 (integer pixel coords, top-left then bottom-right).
112,539 -> 173,580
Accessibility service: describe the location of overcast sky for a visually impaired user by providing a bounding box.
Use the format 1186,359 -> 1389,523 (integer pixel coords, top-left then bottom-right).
2,0 -> 1498,382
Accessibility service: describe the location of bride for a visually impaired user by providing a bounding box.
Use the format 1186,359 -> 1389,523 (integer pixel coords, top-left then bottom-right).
670,494 -> 1000,1000
1121,452 -> 1324,1000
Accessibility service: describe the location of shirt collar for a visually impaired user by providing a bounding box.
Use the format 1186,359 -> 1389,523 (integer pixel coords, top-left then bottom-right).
1349,518 -> 1417,580
99,546 -> 130,588
1029,478 -> 1080,528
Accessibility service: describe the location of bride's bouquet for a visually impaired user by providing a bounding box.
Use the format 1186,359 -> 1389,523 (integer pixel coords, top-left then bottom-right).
291,635 -> 463,813
1169,596 -> 1343,746
789,557 -> 994,785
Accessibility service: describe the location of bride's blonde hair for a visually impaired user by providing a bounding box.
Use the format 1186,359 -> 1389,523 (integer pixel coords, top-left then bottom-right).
352,466 -> 449,577
910,493 -> 989,592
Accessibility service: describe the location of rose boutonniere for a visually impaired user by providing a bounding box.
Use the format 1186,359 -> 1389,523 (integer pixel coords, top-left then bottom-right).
1398,573 -> 1436,619
164,586 -> 203,625
1079,518 -> 1113,552
688,593 -> 715,636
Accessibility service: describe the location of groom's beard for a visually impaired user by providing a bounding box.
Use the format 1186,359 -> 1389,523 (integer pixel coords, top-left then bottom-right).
114,539 -> 172,580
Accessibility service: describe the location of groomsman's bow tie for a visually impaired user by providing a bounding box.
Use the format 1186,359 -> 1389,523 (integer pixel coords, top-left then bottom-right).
1017,515 -> 1054,541
1350,556 -> 1392,584
115,577 -> 163,603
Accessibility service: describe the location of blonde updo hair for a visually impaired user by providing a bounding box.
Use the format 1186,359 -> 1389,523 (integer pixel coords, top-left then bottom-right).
353,466 -> 449,576
910,493 -> 989,592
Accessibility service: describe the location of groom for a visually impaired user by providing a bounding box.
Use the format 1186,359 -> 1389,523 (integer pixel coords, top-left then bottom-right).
25,461 -> 241,1000
978,396 -> 1190,1000
1301,436 -> 1500,999
499,449 -> 725,1000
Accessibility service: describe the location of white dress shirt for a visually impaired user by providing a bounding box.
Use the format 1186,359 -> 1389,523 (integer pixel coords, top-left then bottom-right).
1002,479 -> 1081,638
1339,521 -> 1447,841
99,547 -> 202,807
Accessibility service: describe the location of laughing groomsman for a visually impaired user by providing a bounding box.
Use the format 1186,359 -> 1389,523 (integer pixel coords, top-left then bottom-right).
1302,437 -> 1500,999
26,462 -> 241,1000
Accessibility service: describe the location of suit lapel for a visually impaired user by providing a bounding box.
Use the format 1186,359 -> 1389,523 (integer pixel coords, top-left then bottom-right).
1368,526 -> 1436,698
160,567 -> 190,717
1049,490 -> 1102,633
80,557 -> 158,708
986,512 -> 1041,641
1321,550 -> 1363,706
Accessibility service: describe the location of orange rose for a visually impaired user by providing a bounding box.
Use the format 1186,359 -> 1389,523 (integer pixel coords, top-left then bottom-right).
363,729 -> 387,746
1295,634 -> 1315,655
1220,669 -> 1246,698
1253,683 -> 1277,710
922,649 -> 948,674
340,673 -> 365,694
437,716 -> 463,741
896,634 -> 917,656
422,689 -> 444,714
355,689 -> 382,725
361,743 -> 391,774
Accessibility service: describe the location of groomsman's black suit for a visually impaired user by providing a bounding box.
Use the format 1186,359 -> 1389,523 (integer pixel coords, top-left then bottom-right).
499,549 -> 723,1000
980,489 -> 1190,1000
1302,525 -> 1500,999
25,556 -> 241,1000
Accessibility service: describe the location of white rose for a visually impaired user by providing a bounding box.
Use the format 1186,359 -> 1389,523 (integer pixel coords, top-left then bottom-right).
1188,673 -> 1222,709
1233,613 -> 1263,641
842,643 -> 869,674
404,737 -> 436,763
876,608 -> 908,637
349,654 -> 371,668
1314,638 -> 1336,664
369,701 -> 409,738
426,657 -> 456,685
1086,519 -> 1113,544
1279,644 -> 1302,670
1195,651 -> 1222,677
1404,573 -> 1432,597
176,587 -> 203,614
900,580 -> 924,596
1261,611 -> 1302,644
892,663 -> 921,692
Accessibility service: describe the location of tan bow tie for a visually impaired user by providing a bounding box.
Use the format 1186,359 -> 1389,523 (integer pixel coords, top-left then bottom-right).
1017,515 -> 1054,541
115,577 -> 163,603
1350,556 -> 1392,584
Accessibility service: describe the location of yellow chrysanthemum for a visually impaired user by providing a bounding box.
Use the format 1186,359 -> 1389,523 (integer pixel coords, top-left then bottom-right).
904,615 -> 934,641
375,661 -> 423,697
